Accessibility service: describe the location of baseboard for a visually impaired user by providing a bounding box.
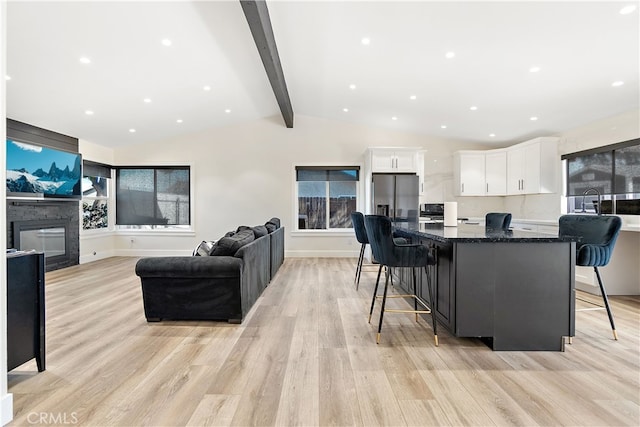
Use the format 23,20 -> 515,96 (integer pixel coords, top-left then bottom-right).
285,250 -> 359,258
1,393 -> 13,426
79,250 -> 116,264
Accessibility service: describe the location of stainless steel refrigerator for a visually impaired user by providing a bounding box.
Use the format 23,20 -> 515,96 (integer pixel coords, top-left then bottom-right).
371,173 -> 419,224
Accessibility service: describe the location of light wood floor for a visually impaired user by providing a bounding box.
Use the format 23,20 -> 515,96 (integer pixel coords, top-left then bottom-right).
8,257 -> 640,426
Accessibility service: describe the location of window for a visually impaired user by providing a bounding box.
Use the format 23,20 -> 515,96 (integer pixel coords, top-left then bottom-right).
82,160 -> 111,230
116,166 -> 190,227
296,166 -> 359,230
563,139 -> 640,215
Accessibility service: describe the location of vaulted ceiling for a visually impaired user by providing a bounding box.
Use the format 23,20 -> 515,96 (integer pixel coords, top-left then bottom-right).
5,1 -> 639,148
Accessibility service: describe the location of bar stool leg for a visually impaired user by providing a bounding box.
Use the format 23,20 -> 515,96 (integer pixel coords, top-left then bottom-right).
368,265 -> 383,323
425,265 -> 438,346
594,267 -> 618,340
377,267 -> 391,344
413,268 -> 419,322
355,243 -> 366,290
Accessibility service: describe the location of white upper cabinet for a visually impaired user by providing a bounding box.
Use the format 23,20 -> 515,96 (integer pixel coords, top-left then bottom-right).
485,151 -> 507,196
506,137 -> 559,195
416,151 -> 426,196
454,152 -> 486,196
455,137 -> 557,197
370,148 -> 418,173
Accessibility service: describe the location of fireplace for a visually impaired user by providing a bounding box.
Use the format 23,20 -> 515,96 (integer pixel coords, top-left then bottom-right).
7,200 -> 80,272
13,220 -> 72,268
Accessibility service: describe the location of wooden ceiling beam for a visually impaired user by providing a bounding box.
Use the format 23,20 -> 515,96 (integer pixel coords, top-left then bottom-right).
240,0 -> 294,128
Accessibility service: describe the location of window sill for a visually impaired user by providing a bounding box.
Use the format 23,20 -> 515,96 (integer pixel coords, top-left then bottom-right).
114,229 -> 196,237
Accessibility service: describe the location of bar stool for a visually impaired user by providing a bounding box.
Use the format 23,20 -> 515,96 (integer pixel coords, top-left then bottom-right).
351,211 -> 408,290
485,212 -> 512,230
559,214 -> 622,340
364,215 -> 438,346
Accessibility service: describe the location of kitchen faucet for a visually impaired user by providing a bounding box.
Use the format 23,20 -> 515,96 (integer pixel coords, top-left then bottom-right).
582,188 -> 602,215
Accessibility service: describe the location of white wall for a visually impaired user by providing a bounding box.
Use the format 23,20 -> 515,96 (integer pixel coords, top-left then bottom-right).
1,0 -> 13,424
111,114 -> 491,258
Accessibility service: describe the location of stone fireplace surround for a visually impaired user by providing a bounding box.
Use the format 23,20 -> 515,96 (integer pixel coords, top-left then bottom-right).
7,201 -> 79,272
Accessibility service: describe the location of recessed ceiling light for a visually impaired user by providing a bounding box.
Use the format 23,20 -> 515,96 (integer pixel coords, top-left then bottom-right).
85,110 -> 94,115
161,39 -> 172,47
5,75 -> 11,81
203,85 -> 211,91
343,108 -> 349,112
176,119 -> 183,123
79,57 -> 91,64
391,116 -> 398,121
225,109 -> 231,113
409,95 -> 417,100
445,51 -> 455,59
349,84 -> 356,90
620,5 -> 637,15
143,98 -> 151,103
529,66 -> 541,73
612,81 -> 624,87
530,116 -> 538,121
489,133 -> 496,137
441,125 -> 447,129
361,37 -> 371,45
129,129 -> 136,133
470,106 -> 478,111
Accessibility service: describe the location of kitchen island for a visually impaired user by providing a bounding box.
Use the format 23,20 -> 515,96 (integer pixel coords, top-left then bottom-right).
393,222 -> 576,351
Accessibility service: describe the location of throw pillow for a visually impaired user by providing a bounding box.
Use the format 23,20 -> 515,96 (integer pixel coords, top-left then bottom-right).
193,240 -> 215,256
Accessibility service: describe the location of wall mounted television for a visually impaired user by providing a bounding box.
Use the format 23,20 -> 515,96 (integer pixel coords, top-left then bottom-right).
6,139 -> 82,200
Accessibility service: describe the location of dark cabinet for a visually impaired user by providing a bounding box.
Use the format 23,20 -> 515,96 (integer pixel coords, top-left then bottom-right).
428,240 -> 455,332
7,251 -> 45,372
392,225 -> 575,351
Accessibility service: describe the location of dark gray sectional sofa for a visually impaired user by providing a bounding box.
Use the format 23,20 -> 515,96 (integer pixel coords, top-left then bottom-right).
135,218 -> 284,324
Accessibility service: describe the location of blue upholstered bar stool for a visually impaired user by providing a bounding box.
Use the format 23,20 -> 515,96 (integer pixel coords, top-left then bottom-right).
364,215 -> 438,346
559,214 -> 622,340
485,212 -> 512,230
351,211 -> 409,290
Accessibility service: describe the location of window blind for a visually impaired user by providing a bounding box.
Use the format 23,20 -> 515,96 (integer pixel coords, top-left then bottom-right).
115,166 -> 190,226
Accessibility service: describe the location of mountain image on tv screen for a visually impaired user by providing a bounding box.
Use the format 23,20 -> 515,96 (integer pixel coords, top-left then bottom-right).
6,139 -> 82,197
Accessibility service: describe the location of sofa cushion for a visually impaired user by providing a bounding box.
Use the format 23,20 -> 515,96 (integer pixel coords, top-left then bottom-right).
252,225 -> 269,238
265,217 -> 281,233
210,229 -> 255,256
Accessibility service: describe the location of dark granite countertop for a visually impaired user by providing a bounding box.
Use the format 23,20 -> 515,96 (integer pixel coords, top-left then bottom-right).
394,222 -> 570,243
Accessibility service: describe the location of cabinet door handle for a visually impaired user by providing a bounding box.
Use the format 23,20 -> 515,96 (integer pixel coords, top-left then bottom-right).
462,183 -> 464,193
486,183 -> 489,193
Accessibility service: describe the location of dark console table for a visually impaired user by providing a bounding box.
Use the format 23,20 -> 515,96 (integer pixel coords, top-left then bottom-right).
7,251 -> 45,371
393,223 -> 575,351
